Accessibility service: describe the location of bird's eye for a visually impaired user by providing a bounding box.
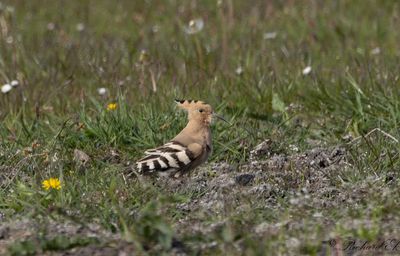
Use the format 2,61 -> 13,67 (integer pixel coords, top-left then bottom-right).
199,109 -> 204,113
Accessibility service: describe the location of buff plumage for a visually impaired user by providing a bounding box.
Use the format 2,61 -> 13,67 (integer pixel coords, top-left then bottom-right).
136,100 -> 215,178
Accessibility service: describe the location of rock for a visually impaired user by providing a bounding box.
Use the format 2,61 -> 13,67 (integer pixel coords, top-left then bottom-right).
250,139 -> 272,160
73,149 -> 91,171
0,226 -> 10,239
235,174 -> 255,186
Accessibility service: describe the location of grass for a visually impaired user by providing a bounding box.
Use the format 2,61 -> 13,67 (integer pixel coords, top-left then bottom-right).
1,0 -> 400,255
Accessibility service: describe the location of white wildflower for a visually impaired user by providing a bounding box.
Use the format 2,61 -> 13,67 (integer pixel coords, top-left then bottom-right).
263,32 -> 277,40
370,47 -> 380,55
302,66 -> 312,75
184,18 -> 204,35
289,198 -> 299,205
10,80 -> 19,87
76,23 -> 85,32
356,47 -> 364,54
288,144 -> 299,152
5,6 -> 14,13
152,25 -> 159,33
47,23 -> 55,31
313,212 -> 323,218
97,87 -> 107,95
1,84 -> 12,94
235,66 -> 243,75
5,5 -> 15,14
6,36 -> 13,44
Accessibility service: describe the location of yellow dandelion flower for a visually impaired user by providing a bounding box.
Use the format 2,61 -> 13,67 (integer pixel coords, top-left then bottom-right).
107,103 -> 117,111
42,178 -> 62,190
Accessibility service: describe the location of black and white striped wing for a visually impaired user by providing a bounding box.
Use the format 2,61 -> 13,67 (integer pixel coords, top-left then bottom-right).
136,142 -> 195,174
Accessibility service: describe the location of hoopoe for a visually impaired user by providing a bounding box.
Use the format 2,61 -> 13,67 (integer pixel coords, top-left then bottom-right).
136,99 -> 225,178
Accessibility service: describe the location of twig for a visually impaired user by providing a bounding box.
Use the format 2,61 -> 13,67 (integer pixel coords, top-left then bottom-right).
347,128 -> 399,145
149,68 -> 157,92
122,173 -> 127,186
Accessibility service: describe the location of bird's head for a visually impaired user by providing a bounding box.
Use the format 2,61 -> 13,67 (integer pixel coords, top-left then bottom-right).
175,99 -> 221,125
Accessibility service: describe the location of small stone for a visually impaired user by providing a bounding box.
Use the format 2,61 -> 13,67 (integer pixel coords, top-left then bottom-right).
250,139 -> 272,160
254,222 -> 271,234
385,174 -> 395,183
0,226 -> 10,239
73,149 -> 90,167
286,237 -> 300,248
235,174 -> 255,186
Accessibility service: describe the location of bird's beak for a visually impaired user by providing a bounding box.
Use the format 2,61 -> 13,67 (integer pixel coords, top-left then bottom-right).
213,113 -> 231,125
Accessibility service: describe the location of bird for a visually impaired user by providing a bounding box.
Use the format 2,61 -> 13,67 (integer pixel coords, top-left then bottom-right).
136,99 -> 226,178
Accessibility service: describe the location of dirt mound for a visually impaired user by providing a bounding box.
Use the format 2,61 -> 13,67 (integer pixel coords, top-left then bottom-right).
170,143 -> 348,244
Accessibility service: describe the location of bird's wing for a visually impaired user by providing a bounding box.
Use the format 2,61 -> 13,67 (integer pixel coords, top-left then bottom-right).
136,141 -> 202,174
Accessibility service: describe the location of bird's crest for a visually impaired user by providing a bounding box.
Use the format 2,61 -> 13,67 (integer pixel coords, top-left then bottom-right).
174,99 -> 213,123
174,99 -> 209,110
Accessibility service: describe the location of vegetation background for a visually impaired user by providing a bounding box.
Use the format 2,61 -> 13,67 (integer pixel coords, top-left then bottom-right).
1,0 -> 400,255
